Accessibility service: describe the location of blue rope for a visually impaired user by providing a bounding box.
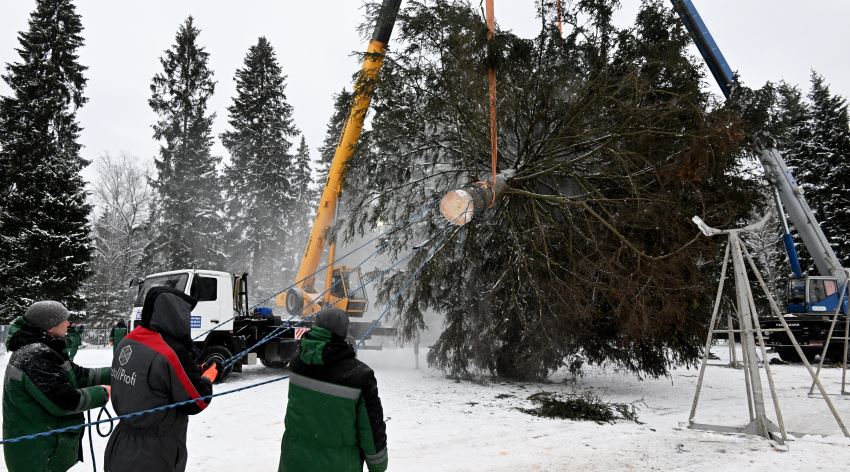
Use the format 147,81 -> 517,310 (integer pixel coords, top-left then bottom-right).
85,410 -> 96,472
0,375 -> 290,445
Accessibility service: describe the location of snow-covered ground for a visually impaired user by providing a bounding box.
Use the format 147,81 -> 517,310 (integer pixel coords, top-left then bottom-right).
3,343 -> 850,471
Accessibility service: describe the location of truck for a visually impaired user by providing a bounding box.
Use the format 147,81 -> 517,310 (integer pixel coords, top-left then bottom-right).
671,0 -> 849,362
127,0 -> 403,381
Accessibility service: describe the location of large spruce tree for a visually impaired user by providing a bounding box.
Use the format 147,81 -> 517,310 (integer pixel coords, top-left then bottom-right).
0,0 -> 92,321
221,36 -> 300,301
145,17 -> 222,272
343,0 -> 758,380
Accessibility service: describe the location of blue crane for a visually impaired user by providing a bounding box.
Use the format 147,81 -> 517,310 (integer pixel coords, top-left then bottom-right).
670,0 -> 849,359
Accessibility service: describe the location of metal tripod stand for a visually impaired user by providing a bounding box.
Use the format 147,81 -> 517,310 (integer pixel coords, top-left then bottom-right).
688,215 -> 849,444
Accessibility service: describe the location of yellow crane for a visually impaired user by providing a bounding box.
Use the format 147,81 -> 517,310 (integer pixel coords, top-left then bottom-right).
278,0 -> 403,318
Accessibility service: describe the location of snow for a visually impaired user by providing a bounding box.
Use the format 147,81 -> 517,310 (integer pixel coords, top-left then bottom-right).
3,344 -> 850,471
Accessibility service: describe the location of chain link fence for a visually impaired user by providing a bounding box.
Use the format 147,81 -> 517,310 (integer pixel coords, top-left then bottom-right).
0,326 -> 113,353
82,328 -> 113,348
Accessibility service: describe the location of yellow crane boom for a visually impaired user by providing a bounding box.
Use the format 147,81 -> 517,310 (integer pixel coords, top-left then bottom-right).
278,0 -> 403,317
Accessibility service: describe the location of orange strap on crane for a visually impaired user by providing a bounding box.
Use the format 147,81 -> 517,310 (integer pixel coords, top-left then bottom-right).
486,0 -> 498,206
556,0 -> 564,35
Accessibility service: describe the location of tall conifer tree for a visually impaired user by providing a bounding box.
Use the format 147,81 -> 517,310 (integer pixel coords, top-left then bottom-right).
145,17 -> 222,272
317,88 -> 353,183
221,37 -> 299,301
0,0 -> 92,321
292,136 -> 316,226
772,75 -> 850,269
805,73 -> 850,264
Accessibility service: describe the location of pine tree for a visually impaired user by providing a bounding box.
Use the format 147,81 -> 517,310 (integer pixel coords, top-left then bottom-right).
292,136 -> 316,229
805,73 -> 850,265
145,17 -> 222,272
317,88 -> 353,184
766,82 -> 813,272
0,0 -> 93,321
773,83 -> 811,171
221,36 -> 299,302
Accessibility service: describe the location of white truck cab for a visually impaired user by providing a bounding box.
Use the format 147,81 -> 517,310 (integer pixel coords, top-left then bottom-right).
131,269 -> 237,341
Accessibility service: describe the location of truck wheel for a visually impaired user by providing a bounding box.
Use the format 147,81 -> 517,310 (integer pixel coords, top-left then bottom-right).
201,346 -> 234,383
775,347 -> 801,362
775,346 -> 823,363
285,288 -> 304,316
260,358 -> 288,369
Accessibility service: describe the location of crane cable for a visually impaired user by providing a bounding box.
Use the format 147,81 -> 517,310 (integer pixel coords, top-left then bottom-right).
486,0 -> 498,206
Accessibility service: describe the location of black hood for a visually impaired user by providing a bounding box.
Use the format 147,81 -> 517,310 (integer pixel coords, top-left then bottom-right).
141,287 -> 197,340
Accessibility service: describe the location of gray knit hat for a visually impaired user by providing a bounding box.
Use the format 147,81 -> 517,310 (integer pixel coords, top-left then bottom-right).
315,307 -> 350,338
25,301 -> 70,331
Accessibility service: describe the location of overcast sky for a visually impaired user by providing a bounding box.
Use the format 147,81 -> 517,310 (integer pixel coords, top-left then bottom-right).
1,1 -> 848,184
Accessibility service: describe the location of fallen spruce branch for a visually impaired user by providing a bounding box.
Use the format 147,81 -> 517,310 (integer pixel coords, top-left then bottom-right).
517,391 -> 643,425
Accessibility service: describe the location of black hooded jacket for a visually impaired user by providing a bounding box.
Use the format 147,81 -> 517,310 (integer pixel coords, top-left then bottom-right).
104,287 -> 212,472
140,287 -> 206,410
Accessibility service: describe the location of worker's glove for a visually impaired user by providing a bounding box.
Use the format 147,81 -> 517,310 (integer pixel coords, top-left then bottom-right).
201,359 -> 223,374
201,360 -> 222,383
102,385 -> 111,401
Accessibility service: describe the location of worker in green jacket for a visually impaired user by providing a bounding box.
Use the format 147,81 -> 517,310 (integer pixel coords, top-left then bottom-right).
109,319 -> 128,351
64,323 -> 82,361
2,301 -> 111,472
279,307 -> 388,472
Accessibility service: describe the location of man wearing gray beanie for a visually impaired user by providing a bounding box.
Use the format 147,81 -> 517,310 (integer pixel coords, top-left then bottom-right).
3,300 -> 112,472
